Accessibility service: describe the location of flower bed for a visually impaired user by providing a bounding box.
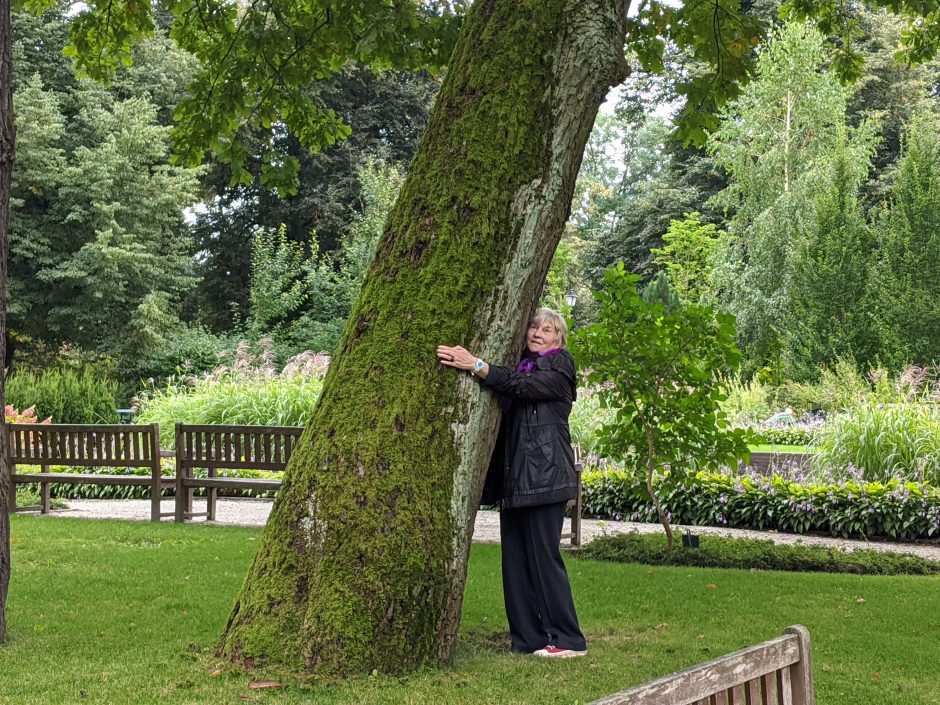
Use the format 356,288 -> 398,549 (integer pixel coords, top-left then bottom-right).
582,465 -> 940,541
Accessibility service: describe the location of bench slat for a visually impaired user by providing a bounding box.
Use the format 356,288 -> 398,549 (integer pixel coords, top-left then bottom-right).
180,477 -> 282,492
178,423 -> 303,434
589,634 -> 801,705
13,473 -> 174,487
763,672 -> 778,705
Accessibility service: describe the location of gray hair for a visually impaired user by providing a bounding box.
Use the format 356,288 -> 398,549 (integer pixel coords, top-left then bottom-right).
530,307 -> 568,349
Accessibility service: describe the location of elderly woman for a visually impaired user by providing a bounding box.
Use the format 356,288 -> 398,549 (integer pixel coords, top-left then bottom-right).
437,308 -> 586,659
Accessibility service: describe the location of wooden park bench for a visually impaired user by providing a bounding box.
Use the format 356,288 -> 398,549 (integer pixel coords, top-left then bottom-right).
589,625 -> 814,705
7,423 -> 173,522
561,458 -> 584,547
174,423 -> 303,522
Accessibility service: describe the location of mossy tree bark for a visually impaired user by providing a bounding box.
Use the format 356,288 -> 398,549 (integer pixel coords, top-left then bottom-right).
0,0 -> 14,645
219,0 -> 629,675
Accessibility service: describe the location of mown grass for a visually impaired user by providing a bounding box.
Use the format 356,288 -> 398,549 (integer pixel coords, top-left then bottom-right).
2,516 -> 939,705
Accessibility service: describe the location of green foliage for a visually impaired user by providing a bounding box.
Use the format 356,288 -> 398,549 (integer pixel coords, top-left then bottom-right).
48,0 -> 461,195
639,271 -> 682,315
811,402 -> 940,484
785,129 -> 881,378
9,72 -> 200,358
651,212 -> 723,305
540,240 -> 577,315
189,67 -> 436,334
281,157 -> 404,353
577,531 -> 940,576
569,387 -> 617,454
581,466 -> 940,540
246,225 -> 308,338
875,108 -> 940,367
775,356 -> 875,414
572,263 -> 752,550
5,367 -> 118,424
756,426 -> 816,447
707,23 -> 884,379
121,325 -> 236,388
721,375 -> 771,426
135,343 -> 327,444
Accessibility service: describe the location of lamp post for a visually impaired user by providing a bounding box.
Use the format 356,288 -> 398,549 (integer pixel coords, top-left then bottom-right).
564,287 -> 578,308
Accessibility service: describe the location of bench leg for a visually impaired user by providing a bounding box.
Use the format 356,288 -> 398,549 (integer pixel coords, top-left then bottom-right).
207,486 -> 217,522
571,467 -> 583,547
40,465 -> 51,514
175,469 -> 186,523
7,473 -> 16,514
41,481 -> 51,514
150,479 -> 161,523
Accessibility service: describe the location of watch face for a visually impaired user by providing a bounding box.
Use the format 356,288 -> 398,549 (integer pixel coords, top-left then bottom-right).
475,360 -> 484,371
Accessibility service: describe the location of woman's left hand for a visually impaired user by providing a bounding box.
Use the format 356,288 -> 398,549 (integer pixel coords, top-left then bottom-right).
436,345 -> 477,371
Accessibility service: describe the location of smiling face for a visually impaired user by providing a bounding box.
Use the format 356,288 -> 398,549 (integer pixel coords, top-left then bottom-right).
526,319 -> 560,353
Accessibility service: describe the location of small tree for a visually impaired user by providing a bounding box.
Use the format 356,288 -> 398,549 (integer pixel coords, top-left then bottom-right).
572,263 -> 752,553
650,212 -> 723,306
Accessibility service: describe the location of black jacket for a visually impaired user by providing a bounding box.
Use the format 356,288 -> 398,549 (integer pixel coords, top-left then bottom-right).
480,348 -> 578,509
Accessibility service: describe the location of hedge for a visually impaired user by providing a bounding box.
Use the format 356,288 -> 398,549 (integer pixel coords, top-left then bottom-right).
581,467 -> 940,541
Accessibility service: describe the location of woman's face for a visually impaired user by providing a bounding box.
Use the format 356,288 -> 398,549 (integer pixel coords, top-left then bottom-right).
526,320 -> 559,353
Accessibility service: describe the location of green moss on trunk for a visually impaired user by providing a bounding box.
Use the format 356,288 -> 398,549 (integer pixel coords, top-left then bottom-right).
218,0 -> 628,675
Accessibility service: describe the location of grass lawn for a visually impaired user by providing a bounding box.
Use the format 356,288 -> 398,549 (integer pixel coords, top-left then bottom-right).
2,516 -> 939,705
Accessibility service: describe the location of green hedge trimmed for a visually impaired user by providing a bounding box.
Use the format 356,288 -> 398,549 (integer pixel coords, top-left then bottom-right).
582,467 -> 940,541
576,532 -> 940,576
752,426 -> 816,446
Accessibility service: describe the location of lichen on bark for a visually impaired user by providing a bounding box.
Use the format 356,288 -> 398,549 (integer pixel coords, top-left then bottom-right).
218,0 -> 629,675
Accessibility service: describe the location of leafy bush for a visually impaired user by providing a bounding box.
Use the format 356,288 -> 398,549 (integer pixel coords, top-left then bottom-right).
135,343 -> 327,444
122,325 -> 237,387
721,375 -> 771,426
577,532 -> 940,576
752,424 -> 818,446
569,387 -> 617,453
581,465 -> 940,540
811,402 -> 940,483
5,367 -> 118,423
572,263 -> 751,552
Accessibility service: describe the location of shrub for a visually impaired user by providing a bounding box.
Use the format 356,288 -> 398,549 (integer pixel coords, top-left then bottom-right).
811,402 -> 940,483
580,465 -> 940,540
752,421 -> 821,447
721,375 -> 771,426
577,532 -> 940,576
572,263 -> 751,553
122,325 -> 237,387
569,387 -> 617,453
135,343 -> 328,444
5,367 -> 118,423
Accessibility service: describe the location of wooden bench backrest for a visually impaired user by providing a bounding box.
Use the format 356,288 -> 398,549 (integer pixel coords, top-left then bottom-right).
6,423 -> 161,468
590,626 -> 814,705
175,424 -> 303,472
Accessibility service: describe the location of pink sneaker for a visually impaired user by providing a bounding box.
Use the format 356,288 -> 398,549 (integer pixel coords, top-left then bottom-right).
533,645 -> 587,658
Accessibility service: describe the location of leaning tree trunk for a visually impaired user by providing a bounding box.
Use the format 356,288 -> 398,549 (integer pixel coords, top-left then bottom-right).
0,0 -> 15,644
219,0 -> 629,675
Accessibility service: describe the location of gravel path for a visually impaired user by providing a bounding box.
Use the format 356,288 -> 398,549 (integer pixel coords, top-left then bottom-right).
42,498 -> 940,562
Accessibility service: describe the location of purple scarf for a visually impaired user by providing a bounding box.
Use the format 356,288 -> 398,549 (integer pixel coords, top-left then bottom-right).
503,347 -> 562,412
516,347 -> 562,374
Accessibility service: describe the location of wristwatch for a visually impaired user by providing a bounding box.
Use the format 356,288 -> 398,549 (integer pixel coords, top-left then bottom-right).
473,358 -> 485,375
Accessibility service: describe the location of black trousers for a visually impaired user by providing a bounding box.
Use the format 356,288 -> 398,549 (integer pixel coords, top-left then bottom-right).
500,500 -> 586,652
